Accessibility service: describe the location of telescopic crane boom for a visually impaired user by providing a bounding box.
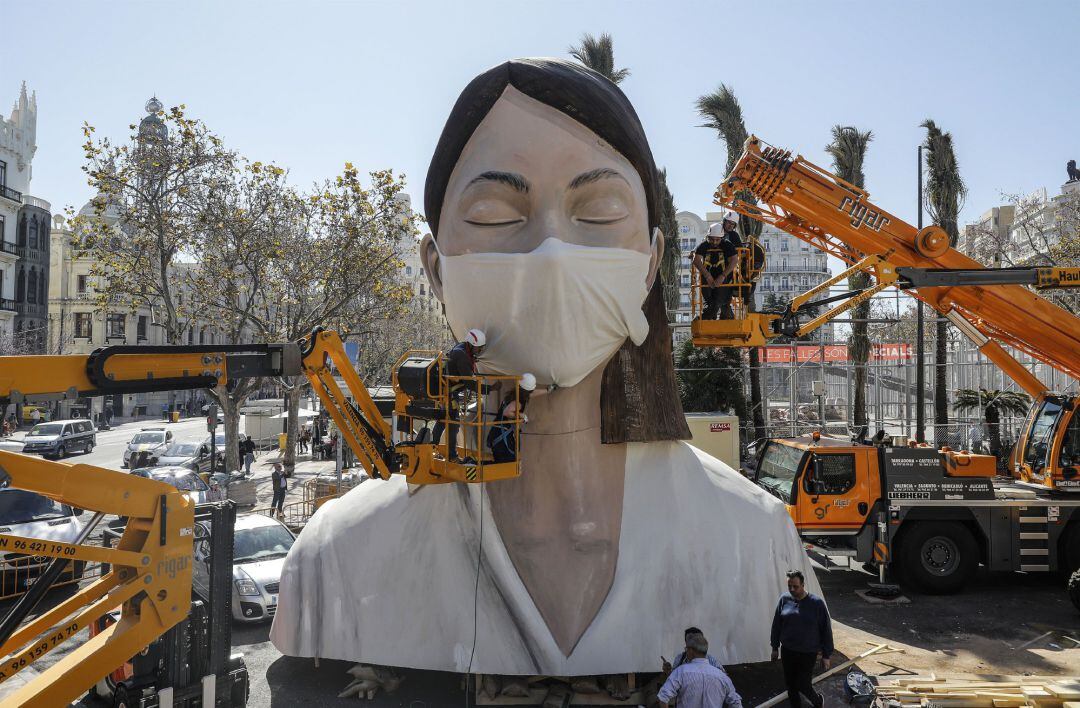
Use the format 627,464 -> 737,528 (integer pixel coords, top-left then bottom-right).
702,135 -> 1080,492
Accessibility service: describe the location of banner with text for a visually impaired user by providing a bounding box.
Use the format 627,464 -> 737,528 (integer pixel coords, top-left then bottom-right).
758,344 -> 912,363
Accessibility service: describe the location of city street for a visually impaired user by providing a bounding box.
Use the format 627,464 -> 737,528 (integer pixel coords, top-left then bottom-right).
4,416 -> 214,471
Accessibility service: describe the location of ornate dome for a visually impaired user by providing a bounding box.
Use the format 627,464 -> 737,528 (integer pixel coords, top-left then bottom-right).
138,96 -> 167,140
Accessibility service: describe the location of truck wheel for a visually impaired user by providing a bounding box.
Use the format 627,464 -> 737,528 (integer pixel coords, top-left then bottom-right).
1060,523 -> 1080,576
899,521 -> 978,594
1069,569 -> 1080,613
57,445 -> 66,459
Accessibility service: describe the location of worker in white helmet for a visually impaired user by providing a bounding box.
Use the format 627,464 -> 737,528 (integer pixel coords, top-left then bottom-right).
432,328 -> 486,462
715,211 -> 746,320
487,372 -> 536,464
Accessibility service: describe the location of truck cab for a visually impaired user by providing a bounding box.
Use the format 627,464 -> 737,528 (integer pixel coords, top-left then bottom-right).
755,435 -> 881,560
1013,394 -> 1080,492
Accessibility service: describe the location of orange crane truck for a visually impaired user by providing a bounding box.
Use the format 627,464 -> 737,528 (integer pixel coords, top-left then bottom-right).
700,136 -> 1080,598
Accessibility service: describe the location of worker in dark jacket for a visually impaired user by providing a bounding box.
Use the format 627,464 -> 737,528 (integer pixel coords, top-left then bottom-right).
770,570 -> 833,708
432,328 -> 485,462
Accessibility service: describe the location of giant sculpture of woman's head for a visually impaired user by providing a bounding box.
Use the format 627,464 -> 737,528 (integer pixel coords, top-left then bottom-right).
422,57 -> 688,443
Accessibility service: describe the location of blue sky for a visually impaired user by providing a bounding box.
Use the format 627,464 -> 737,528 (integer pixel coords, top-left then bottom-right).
5,0 -> 1078,231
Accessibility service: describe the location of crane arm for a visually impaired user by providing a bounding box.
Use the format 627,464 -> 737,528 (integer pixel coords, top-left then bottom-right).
715,136 -> 1080,388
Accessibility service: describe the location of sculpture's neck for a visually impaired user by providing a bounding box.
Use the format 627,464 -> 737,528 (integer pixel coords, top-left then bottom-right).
486,363 -> 626,657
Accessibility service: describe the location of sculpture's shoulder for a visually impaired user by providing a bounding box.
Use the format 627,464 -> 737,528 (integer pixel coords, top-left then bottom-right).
624,440 -> 790,515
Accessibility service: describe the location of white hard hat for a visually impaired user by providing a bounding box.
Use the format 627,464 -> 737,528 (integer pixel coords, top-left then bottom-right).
723,211 -> 739,224
707,222 -> 725,238
519,373 -> 537,391
466,328 -> 486,347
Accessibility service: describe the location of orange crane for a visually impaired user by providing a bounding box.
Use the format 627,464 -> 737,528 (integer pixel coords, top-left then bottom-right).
698,135 -> 1080,494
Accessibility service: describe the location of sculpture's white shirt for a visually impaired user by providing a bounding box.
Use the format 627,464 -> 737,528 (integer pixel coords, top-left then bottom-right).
270,441 -> 820,676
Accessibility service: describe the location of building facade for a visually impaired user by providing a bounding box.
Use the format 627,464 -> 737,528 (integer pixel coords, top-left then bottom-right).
0,83 -> 40,345
671,209 -> 833,345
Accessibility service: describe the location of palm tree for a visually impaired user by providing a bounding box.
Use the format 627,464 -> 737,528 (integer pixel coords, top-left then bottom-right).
568,33 -> 630,84
567,34 -> 681,316
953,388 -> 1030,455
696,84 -> 766,441
923,120 -> 967,440
824,126 -> 874,429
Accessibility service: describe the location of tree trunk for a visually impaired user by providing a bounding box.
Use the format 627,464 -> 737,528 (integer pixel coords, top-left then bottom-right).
986,405 -> 1001,456
283,378 -> 302,475
934,319 -> 949,437
215,384 -> 242,473
747,347 -> 767,440
849,272 -> 872,429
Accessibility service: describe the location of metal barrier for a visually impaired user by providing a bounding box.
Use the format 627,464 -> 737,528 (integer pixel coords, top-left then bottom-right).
250,475 -> 362,530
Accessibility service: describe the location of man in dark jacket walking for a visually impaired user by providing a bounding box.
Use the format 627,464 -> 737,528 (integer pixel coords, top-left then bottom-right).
770,570 -> 833,708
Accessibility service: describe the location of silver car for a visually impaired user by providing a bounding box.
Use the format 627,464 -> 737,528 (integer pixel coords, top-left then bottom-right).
230,514 -> 295,623
132,467 -> 226,505
122,428 -> 174,468
155,440 -> 213,474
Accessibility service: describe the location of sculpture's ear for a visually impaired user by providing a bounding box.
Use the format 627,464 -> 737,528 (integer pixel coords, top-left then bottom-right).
420,234 -> 443,302
646,227 -> 664,290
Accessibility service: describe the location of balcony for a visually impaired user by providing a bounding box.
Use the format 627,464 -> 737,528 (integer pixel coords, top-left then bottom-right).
0,241 -> 16,256
20,194 -> 50,211
0,298 -> 16,313
0,184 -> 22,204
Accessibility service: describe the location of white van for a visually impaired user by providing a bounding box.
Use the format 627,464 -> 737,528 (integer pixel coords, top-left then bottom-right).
0,489 -> 86,595
20,419 -> 97,459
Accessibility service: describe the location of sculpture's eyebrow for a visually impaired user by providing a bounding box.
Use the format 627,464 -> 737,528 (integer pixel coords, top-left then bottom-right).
467,171 -> 529,193
568,168 -> 628,190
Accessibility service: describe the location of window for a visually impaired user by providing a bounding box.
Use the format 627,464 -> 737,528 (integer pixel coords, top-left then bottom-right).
188,328 -> 194,344
137,316 -> 148,340
780,240 -> 789,251
199,327 -> 205,344
27,269 -> 36,304
0,159 -> 6,187
764,240 -> 771,251
681,274 -> 690,286
37,275 -> 44,304
781,277 -> 789,290
405,266 -> 413,276
106,313 -> 125,339
17,216 -> 26,247
77,275 -> 89,296
15,268 -> 24,301
419,283 -> 425,296
28,219 -> 37,250
679,294 -> 690,308
805,454 -> 856,495
680,224 -> 690,234
75,312 -> 92,339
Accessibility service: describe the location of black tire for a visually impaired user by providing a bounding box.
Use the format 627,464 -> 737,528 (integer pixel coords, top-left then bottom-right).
85,441 -> 94,454
57,445 -> 66,459
1060,522 -> 1080,577
113,684 -> 132,708
897,521 -> 978,594
1069,569 -> 1080,613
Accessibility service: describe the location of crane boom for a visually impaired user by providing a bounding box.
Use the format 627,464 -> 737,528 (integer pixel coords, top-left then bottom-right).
714,136 -> 1080,386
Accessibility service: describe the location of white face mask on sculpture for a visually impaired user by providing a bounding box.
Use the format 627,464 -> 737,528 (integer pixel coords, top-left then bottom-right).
437,237 -> 652,388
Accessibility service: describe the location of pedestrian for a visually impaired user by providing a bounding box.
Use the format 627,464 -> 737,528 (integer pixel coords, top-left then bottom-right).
241,435 -> 256,475
657,631 -> 742,708
271,463 -> 288,518
968,422 -> 984,454
29,407 -> 41,426
299,427 -> 309,454
662,626 -> 726,675
770,570 -> 833,708
487,373 -> 535,463
431,328 -> 485,463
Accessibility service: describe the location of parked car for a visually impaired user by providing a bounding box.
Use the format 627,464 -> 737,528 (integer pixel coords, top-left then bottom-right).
130,466 -> 226,505
20,419 -> 97,459
227,514 -> 294,622
155,440 -> 213,474
0,489 -> 86,596
122,428 -> 174,468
